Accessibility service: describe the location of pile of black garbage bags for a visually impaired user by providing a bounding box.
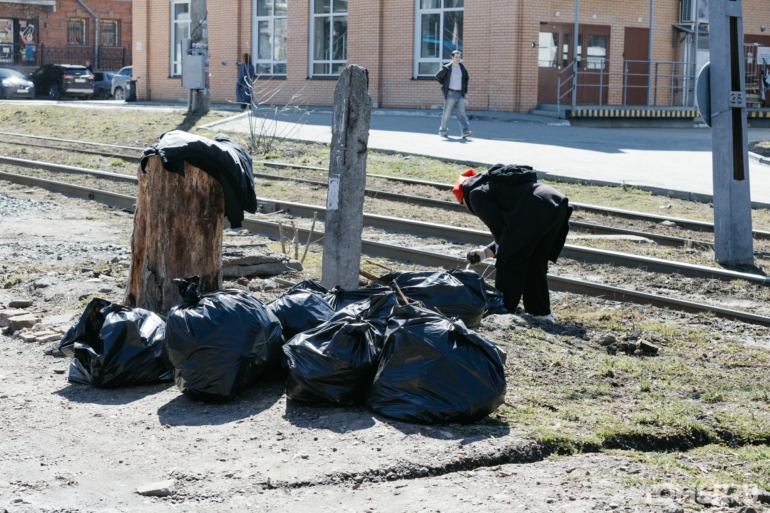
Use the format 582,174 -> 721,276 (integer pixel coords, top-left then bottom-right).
58,270 -> 508,424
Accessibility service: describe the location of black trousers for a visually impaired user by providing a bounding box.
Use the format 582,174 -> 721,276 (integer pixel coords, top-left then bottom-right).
494,204 -> 568,316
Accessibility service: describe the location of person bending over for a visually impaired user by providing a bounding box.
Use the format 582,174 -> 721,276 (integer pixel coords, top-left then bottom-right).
455,164 -> 572,321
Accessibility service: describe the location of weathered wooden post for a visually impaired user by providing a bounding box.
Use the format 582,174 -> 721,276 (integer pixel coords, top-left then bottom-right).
709,0 -> 754,265
124,156 -> 224,312
321,65 -> 372,289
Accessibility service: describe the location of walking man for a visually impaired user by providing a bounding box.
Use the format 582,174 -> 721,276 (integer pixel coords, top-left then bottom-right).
435,50 -> 473,138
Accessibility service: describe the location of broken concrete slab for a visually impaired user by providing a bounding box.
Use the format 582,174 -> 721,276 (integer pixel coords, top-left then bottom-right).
8,314 -> 40,332
222,243 -> 303,278
0,309 -> 28,327
135,479 -> 175,497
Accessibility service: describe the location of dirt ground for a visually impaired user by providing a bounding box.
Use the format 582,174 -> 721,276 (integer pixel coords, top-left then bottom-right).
1,182 -> 769,512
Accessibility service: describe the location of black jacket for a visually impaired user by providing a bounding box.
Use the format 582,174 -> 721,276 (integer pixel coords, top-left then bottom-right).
435,62 -> 469,99
140,130 -> 257,228
463,164 -> 572,263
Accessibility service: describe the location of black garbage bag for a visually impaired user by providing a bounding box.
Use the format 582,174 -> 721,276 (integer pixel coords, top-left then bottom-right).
325,285 -> 391,311
164,276 -> 283,401
288,279 -> 328,295
268,292 -> 335,340
367,305 -> 506,424
483,282 -> 508,317
58,298 -> 171,387
375,270 -> 487,327
337,291 -> 398,337
283,293 -> 395,406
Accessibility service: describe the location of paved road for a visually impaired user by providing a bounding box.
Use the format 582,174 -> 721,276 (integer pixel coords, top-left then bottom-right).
208,108 -> 770,205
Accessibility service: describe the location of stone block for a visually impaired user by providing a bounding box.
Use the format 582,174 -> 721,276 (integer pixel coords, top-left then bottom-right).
8,314 -> 40,332
8,300 -> 33,308
135,480 -> 175,497
0,309 -> 28,327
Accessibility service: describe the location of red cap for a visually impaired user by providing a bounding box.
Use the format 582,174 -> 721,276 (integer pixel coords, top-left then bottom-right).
452,169 -> 477,203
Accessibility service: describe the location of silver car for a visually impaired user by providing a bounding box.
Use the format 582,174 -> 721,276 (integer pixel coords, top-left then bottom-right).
111,66 -> 132,100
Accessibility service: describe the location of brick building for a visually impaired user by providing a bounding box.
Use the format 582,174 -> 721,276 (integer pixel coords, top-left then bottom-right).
0,0 -> 132,72
132,1 -> 770,113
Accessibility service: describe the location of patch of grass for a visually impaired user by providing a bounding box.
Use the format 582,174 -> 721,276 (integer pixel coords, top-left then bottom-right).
2,274 -> 23,288
700,388 -> 727,403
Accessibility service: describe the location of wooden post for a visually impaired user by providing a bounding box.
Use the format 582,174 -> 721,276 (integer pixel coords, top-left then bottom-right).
321,65 -> 372,289
124,155 -> 224,312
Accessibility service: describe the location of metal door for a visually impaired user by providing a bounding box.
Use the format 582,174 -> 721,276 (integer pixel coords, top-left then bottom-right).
575,25 -> 610,105
537,23 -> 573,105
623,27 -> 650,105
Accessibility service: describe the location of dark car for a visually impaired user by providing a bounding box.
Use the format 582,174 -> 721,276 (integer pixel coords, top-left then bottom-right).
92,71 -> 115,99
29,64 -> 94,100
0,68 -> 35,99
111,66 -> 132,100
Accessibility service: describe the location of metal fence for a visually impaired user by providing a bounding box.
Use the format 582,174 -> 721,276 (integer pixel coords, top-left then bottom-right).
557,59 -> 699,109
0,44 -> 130,70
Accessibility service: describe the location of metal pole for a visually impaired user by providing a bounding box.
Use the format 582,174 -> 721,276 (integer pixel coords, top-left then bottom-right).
571,0 -> 580,107
692,0 -> 700,106
646,0 -> 655,106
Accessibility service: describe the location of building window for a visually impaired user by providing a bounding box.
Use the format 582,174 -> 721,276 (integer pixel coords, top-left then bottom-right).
67,19 -> 87,46
415,0 -> 463,76
310,0 -> 347,76
171,1 -> 191,77
254,0 -> 287,75
100,20 -> 119,47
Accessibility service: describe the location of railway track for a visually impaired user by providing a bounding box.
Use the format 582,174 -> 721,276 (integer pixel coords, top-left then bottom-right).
1,169 -> 769,327
2,153 -> 770,261
4,131 -> 770,243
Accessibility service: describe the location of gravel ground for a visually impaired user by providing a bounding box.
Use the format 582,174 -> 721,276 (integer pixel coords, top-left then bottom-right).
1,176 -> 770,513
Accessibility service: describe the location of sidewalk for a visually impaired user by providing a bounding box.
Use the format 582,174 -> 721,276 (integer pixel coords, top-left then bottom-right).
205,108 -> 770,207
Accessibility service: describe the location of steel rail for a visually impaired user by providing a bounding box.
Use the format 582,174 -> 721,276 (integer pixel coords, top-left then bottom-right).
0,155 -> 767,257
257,160 -> 770,240
257,197 -> 770,287
0,131 -> 144,152
1,170 -> 768,327
0,155 -> 137,182
3,134 -> 768,239
0,138 -> 141,162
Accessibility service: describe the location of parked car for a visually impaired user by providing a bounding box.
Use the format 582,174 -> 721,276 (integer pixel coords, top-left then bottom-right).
92,71 -> 116,99
0,68 -> 35,99
111,66 -> 132,100
28,64 -> 94,100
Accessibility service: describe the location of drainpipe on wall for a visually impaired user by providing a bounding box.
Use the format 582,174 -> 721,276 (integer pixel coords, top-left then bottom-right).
76,0 -> 99,68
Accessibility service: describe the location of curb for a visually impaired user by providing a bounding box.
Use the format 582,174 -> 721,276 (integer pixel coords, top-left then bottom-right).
749,150 -> 770,166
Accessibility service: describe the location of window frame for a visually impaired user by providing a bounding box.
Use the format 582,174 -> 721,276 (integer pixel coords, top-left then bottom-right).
309,0 -> 348,77
67,18 -> 88,46
170,0 -> 191,77
99,20 -> 120,47
413,0 -> 464,78
253,0 -> 287,76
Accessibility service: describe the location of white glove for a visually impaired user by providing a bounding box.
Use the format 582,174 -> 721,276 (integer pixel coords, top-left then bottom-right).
466,247 -> 488,265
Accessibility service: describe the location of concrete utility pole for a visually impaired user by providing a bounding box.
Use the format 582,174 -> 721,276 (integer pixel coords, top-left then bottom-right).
709,0 -> 754,265
189,0 -> 210,114
321,65 -> 372,290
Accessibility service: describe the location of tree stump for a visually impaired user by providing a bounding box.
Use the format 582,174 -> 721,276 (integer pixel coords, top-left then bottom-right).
124,155 -> 224,312
321,64 -> 372,289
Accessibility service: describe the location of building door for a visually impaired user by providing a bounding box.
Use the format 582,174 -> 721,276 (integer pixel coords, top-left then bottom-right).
575,25 -> 610,105
623,27 -> 649,105
537,23 -> 573,105
537,23 -> 610,105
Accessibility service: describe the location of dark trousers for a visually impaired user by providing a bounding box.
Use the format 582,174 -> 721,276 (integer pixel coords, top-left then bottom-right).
495,204 -> 568,316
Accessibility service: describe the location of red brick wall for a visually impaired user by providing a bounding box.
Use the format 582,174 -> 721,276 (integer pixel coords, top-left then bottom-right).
133,0 -> 769,112
0,0 -> 131,68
